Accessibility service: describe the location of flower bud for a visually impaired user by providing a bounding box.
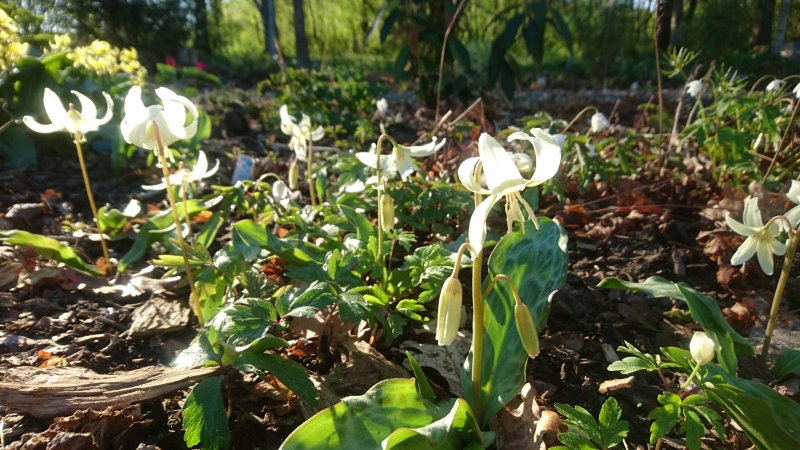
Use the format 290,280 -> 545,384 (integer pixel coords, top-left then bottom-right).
514,303 -> 539,358
436,277 -> 463,346
379,192 -> 395,232
590,112 -> 610,133
508,152 -> 533,177
689,331 -> 715,366
288,159 -> 299,190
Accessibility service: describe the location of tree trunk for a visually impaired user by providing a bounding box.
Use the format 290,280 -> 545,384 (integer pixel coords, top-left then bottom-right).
685,0 -> 698,21
772,0 -> 790,55
254,0 -> 278,58
293,0 -> 311,68
755,0 -> 775,47
670,0 -> 684,46
194,0 -> 210,53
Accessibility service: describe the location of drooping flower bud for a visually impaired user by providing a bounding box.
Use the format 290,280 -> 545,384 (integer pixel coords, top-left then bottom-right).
436,277 -> 462,346
689,331 -> 715,366
514,303 -> 539,358
590,112 -> 610,133
379,192 -> 395,232
288,159 -> 299,190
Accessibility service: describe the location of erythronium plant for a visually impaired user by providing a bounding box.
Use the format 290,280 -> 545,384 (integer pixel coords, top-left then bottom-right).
121,85 -> 204,326
280,105 -> 324,207
725,192 -> 800,358
23,87 -> 114,267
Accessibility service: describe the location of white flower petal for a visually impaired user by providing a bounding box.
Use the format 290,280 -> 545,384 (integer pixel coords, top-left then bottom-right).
71,90 -> 98,126
756,241 -> 775,275
457,157 -> 490,195
468,194 -> 500,256
725,213 -> 756,237
787,180 -> 800,204
22,116 -> 64,134
403,137 -> 446,157
743,197 -> 764,228
731,237 -> 758,266
279,105 -> 295,135
478,133 -> 523,192
310,126 -> 324,141
785,204 -> 800,228
394,151 -> 417,181
527,128 -> 562,185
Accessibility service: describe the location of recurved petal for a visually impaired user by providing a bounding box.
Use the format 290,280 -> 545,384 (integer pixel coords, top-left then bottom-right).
394,152 -> 416,181
404,137 -> 446,157
42,88 -> 71,130
310,126 -> 324,141
730,236 -> 758,266
71,90 -> 98,122
785,204 -> 800,228
468,194 -> 500,256
479,133 -> 522,191
756,241 -> 775,275
279,105 -> 295,135
457,157 -> 490,195
788,180 -> 800,204
725,213 -> 756,237
22,116 -> 64,134
96,91 -> 114,126
355,150 -> 390,170
123,85 -> 146,119
526,128 -> 562,186
769,236 -> 787,256
743,197 -> 764,228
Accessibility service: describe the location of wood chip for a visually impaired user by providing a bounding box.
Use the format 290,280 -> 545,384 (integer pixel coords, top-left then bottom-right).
598,376 -> 635,394
127,297 -> 190,338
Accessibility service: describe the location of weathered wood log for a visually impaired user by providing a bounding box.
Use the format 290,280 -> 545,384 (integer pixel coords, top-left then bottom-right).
0,365 -> 221,418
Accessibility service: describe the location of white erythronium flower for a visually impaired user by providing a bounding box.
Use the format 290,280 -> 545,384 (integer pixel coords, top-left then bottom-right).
279,105 -> 324,162
272,180 -> 291,209
783,180 -> 800,227
458,130 -> 561,255
686,80 -> 704,99
355,137 -> 446,181
725,196 -> 787,275
766,79 -> 785,94
120,85 -> 198,151
590,112 -> 610,133
794,82 -> 800,99
689,331 -> 715,366
23,87 -> 113,142
141,150 -> 219,192
376,98 -> 389,118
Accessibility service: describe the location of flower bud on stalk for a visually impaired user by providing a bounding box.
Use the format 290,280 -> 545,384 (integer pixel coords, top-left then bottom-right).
379,192 -> 395,232
436,277 -> 463,346
689,331 -> 715,366
288,159 -> 299,190
514,303 -> 539,358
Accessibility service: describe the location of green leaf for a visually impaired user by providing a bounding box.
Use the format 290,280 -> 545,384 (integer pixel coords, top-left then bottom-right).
607,356 -> 655,374
182,376 -> 230,450
598,276 -> 753,373
279,379 -> 475,450
554,403 -> 602,445
0,230 -> 101,276
649,404 -> 679,444
338,292 -> 370,323
0,124 -> 37,169
703,365 -> 800,449
462,218 -> 568,425
234,351 -> 317,406
406,351 -> 436,403
383,398 -> 487,449
679,410 -> 704,450
773,348 -> 800,378
338,204 -> 374,247
555,431 -> 597,450
598,397 -> 628,448
690,405 -> 725,442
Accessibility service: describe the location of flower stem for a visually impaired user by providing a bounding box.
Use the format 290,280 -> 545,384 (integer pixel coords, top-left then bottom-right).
375,134 -> 389,286
470,192 -> 484,421
307,140 -> 317,207
678,363 -> 702,395
762,230 -> 799,358
73,139 -> 111,270
154,128 -> 204,327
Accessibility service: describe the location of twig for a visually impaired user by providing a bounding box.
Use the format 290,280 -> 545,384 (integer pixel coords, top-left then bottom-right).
434,0 -> 469,121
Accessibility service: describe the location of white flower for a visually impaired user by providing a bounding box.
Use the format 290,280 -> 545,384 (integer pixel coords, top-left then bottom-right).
376,98 -> 389,118
344,237 -> 361,252
23,87 -> 113,142
794,82 -> 800,99
590,112 -> 610,133
141,151 -> 219,193
783,180 -> 800,227
689,331 -> 715,366
280,105 -> 324,162
725,196 -> 786,275
321,224 -> 340,236
272,180 -> 291,209
686,80 -> 704,99
355,137 -> 446,181
766,79 -> 785,94
508,152 -> 533,176
458,130 -> 561,255
120,86 -> 198,150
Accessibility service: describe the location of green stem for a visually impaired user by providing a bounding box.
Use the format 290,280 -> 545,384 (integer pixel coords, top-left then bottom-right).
74,139 -> 111,269
762,230 -> 799,358
154,128 -> 204,328
307,140 -> 317,207
561,106 -> 599,133
470,192 -> 484,420
679,363 -> 702,394
374,134 -> 390,286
